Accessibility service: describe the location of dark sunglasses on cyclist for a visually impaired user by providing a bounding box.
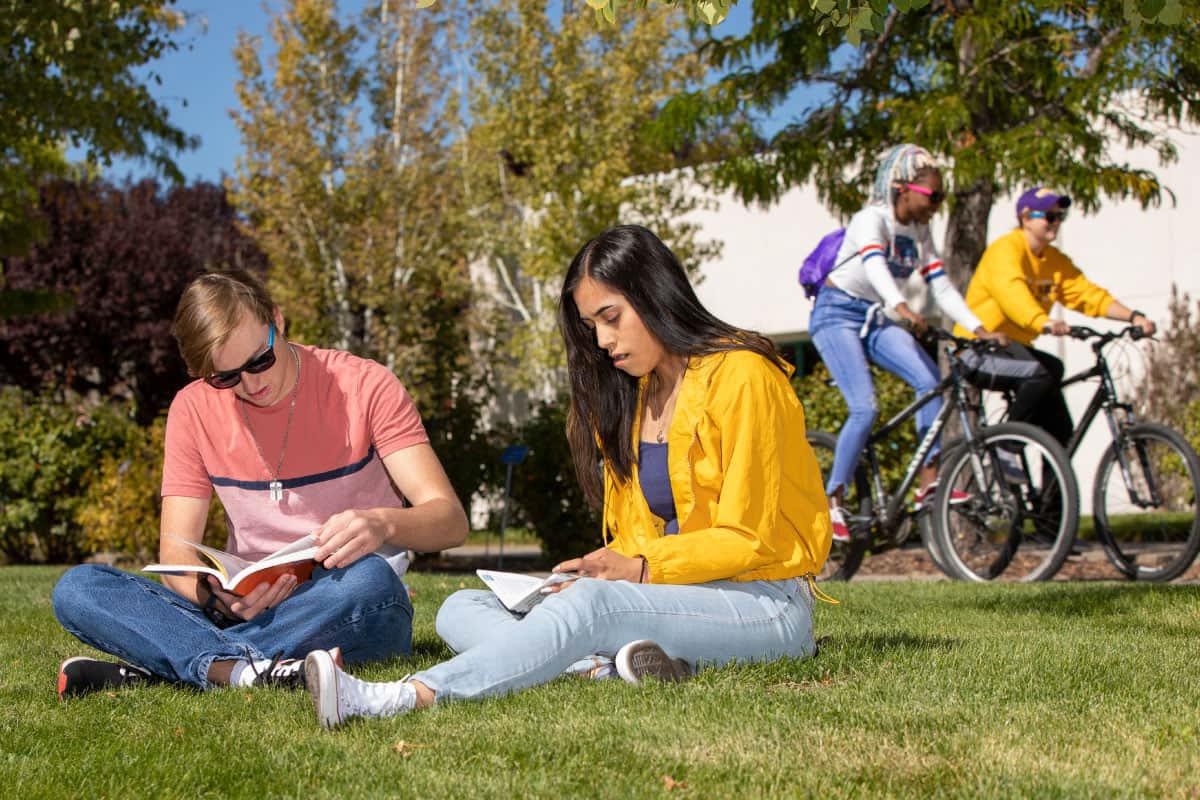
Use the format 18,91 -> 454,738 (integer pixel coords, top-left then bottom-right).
905,183 -> 945,204
1029,209 -> 1067,224
205,324 -> 278,389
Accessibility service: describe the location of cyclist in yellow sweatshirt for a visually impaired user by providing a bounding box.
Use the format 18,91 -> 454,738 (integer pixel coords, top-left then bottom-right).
954,187 -> 1156,445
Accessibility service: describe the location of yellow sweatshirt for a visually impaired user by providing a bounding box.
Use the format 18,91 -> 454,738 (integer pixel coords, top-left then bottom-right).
953,228 -> 1115,345
602,349 -> 831,585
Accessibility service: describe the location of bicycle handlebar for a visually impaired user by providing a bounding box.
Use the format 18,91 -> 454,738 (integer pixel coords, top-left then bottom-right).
1068,324 -> 1148,344
924,327 -> 1007,354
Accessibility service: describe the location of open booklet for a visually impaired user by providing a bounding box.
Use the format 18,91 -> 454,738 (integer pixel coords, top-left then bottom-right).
476,569 -> 580,614
144,534 -> 319,597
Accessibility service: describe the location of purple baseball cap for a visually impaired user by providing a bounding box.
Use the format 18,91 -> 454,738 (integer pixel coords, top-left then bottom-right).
1016,187 -> 1072,217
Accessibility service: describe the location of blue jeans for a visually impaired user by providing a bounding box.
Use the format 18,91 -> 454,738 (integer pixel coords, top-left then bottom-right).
810,286 -> 942,495
52,555 -> 413,689
415,577 -> 814,702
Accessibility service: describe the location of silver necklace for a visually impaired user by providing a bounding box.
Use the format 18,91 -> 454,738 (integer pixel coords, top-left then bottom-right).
647,366 -> 684,444
239,344 -> 300,502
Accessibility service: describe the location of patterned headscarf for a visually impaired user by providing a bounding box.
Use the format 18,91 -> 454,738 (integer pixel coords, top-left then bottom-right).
869,144 -> 937,206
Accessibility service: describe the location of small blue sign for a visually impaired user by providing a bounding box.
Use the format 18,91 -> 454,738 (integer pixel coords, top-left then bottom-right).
500,445 -> 529,465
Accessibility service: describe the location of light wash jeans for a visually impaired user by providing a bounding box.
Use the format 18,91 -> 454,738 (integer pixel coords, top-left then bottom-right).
414,577 -> 815,702
810,286 -> 942,496
52,555 -> 413,689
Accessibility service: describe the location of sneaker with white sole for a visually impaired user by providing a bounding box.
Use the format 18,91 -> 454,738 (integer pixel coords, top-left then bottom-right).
829,506 -> 851,543
57,657 -> 163,700
249,647 -> 343,690
912,483 -> 971,511
615,640 -> 690,685
305,649 -> 417,729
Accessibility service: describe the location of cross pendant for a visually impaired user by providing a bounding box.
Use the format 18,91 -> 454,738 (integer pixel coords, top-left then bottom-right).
269,480 -> 284,502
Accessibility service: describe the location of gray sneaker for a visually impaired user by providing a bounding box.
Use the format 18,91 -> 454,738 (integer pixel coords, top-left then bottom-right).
615,640 -> 690,685
305,650 -> 417,729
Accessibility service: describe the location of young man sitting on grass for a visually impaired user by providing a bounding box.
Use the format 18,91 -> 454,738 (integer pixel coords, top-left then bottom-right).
53,269 -> 468,698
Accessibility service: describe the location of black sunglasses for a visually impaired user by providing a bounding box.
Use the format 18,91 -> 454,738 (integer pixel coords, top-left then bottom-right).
205,324 -> 278,389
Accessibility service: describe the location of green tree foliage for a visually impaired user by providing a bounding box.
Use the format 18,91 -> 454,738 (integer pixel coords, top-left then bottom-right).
654,1 -> 1200,288
0,388 -> 141,564
463,0 -> 720,400
0,0 -> 196,257
504,399 -> 602,564
75,416 -> 229,561
230,0 -> 487,503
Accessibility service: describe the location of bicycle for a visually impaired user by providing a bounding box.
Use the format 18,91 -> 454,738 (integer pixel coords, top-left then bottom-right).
808,328 -> 1080,582
1054,325 -> 1200,581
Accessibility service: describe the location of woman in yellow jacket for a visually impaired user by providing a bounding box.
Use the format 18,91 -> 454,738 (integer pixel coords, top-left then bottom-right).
954,187 -> 1156,446
302,225 -> 832,728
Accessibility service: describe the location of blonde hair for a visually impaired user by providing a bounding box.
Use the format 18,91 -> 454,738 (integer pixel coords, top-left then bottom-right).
173,269 -> 275,377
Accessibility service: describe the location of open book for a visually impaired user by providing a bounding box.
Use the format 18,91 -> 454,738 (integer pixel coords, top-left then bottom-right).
476,569 -> 579,614
145,534 -> 319,597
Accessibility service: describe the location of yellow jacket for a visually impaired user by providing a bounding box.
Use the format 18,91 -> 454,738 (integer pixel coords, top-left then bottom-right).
953,228 -> 1115,345
602,350 -> 831,584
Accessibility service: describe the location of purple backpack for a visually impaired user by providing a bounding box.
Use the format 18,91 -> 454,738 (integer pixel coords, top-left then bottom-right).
798,228 -> 848,300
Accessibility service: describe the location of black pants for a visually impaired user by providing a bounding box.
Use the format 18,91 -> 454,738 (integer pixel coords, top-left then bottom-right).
961,342 -> 1072,447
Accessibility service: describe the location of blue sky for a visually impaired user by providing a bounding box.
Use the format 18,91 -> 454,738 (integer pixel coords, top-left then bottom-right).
94,1 -> 819,184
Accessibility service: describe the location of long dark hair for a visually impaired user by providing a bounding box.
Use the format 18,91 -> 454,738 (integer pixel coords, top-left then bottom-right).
559,224 -> 786,509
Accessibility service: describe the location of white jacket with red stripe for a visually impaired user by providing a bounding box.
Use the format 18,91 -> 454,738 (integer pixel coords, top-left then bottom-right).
827,203 -> 982,332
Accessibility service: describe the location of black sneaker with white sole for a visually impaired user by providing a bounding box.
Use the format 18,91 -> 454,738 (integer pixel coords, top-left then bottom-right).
615,640 -> 690,685
249,647 -> 344,690
57,657 -> 162,700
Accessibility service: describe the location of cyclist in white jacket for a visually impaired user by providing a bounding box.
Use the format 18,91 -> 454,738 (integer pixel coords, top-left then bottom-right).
809,144 -> 1006,541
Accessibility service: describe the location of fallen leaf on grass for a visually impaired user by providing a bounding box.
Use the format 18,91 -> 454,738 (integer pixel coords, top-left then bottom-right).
391,740 -> 430,758
662,775 -> 687,791
174,727 -> 184,738
105,692 -> 116,698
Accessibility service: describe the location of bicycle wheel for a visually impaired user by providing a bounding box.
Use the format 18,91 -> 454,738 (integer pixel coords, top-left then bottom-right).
919,439 -> 965,578
1093,422 -> 1200,582
807,430 -> 869,580
933,422 -> 1079,582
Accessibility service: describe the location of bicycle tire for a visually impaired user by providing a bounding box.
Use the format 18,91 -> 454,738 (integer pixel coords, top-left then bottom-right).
1092,422 -> 1200,582
933,422 -> 1080,582
807,430 -> 869,581
919,439 -> 965,578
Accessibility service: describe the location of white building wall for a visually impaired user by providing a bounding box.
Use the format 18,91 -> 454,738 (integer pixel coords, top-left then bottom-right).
687,125 -> 1200,512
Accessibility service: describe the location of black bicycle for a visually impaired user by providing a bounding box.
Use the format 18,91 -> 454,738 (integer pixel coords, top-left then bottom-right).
808,329 -> 1080,582
1054,325 -> 1200,581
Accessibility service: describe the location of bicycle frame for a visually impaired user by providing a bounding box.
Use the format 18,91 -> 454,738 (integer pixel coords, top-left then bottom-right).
856,344 -> 986,532
1060,331 -> 1163,509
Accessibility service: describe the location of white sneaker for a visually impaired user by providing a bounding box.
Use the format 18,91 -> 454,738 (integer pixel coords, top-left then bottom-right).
304,650 -> 417,729
615,640 -> 690,685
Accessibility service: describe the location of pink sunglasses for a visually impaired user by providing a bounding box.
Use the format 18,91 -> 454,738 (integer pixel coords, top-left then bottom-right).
905,183 -> 945,204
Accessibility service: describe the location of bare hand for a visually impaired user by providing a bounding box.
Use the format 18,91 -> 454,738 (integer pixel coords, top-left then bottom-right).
1043,319 -> 1071,336
554,547 -> 644,583
314,509 -> 388,569
974,328 -> 1009,347
895,304 -> 928,335
206,574 -> 297,622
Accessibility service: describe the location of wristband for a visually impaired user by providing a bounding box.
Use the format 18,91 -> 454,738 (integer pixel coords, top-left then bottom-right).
639,556 -> 649,584
202,591 -> 238,629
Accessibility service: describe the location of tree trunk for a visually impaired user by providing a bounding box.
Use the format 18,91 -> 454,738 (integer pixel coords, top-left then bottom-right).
942,177 -> 994,292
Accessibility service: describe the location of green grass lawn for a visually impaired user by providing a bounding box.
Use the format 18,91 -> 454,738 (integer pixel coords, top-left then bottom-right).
2,568 -> 1198,799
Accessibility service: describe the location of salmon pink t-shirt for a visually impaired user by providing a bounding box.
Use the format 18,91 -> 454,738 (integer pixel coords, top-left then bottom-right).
162,345 -> 428,574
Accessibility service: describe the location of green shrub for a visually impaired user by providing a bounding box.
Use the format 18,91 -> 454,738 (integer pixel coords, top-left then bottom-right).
75,415 -> 228,561
0,388 -> 139,563
505,400 -> 601,565
793,361 -> 922,491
